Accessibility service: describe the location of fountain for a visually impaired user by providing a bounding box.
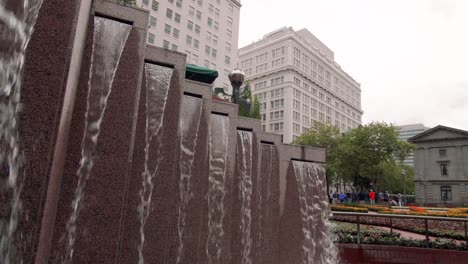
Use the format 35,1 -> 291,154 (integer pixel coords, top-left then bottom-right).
206,113 -> 230,263
1,1 -> 339,263
64,16 -> 131,263
0,0 -> 43,263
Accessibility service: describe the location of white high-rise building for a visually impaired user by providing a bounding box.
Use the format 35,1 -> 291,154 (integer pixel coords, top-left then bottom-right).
238,27 -> 363,143
136,0 -> 241,89
397,123 -> 430,166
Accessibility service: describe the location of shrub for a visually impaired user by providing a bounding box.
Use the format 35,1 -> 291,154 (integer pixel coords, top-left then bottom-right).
331,204 -> 368,213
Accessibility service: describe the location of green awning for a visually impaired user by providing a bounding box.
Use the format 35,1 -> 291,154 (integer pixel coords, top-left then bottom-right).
185,64 -> 219,84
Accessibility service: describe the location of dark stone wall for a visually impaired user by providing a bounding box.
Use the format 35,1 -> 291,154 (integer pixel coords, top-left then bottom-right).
48,19 -> 143,263
119,66 -> 182,264
19,0 -> 80,262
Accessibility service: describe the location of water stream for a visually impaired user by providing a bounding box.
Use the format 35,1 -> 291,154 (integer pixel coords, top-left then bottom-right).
236,131 -> 253,264
206,114 -> 229,264
292,161 -> 338,264
63,16 -> 131,263
176,96 -> 203,263
0,0 -> 43,262
137,63 -> 173,264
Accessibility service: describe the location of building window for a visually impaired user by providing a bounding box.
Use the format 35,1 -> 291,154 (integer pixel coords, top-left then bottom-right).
143,0 -> 149,5
225,55 -> 230,65
193,39 -> 199,49
189,6 -> 195,16
439,149 -> 447,157
440,163 -> 448,176
164,24 -> 171,34
186,35 -> 192,45
147,33 -> 155,44
440,186 -> 452,201
211,48 -> 217,58
176,0 -> 182,8
166,8 -> 173,19
163,40 -> 170,49
149,16 -> 157,27
173,28 -> 179,39
187,20 -> 194,30
196,10 -> 202,20
195,25 -> 201,34
174,13 -> 181,23
172,44 -> 178,51
152,0 -> 159,11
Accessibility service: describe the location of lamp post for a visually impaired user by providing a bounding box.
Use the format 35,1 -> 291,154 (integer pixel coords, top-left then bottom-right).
228,69 -> 245,104
401,169 -> 406,204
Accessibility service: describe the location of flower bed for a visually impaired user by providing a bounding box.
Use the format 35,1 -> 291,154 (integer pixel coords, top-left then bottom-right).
331,204 -> 368,213
332,222 -> 467,251
332,215 -> 467,241
381,208 -> 468,218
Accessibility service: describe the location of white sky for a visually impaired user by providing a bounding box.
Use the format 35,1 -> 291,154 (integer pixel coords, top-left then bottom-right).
238,0 -> 468,131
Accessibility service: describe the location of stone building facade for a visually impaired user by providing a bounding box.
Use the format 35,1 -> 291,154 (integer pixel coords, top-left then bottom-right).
409,125 -> 468,206
136,0 -> 241,89
238,27 -> 363,143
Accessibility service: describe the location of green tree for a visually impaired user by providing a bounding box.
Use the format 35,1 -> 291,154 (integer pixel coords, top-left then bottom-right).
294,122 -> 342,188
336,122 -> 415,190
378,162 -> 415,194
237,82 -> 260,119
251,96 -> 261,119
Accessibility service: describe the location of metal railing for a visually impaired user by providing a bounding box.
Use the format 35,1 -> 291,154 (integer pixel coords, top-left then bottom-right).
331,211 -> 468,247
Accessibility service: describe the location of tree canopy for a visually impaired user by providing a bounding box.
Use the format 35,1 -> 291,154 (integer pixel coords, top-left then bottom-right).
295,122 -> 415,191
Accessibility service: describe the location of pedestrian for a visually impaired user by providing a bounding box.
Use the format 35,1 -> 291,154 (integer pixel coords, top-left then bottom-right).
397,193 -> 403,207
329,191 -> 333,204
369,189 -> 375,205
339,192 -> 345,204
384,191 -> 389,203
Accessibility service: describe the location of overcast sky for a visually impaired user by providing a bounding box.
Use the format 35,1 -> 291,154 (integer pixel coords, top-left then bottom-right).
238,0 -> 468,131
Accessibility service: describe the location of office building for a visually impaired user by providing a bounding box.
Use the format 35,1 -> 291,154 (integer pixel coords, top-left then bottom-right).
409,125 -> 468,206
397,124 -> 429,166
238,27 -> 363,143
136,0 -> 241,88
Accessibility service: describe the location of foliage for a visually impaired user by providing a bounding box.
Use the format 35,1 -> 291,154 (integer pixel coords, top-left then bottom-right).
335,122 -> 415,190
294,122 -> 342,186
378,162 -> 415,194
237,82 -> 260,119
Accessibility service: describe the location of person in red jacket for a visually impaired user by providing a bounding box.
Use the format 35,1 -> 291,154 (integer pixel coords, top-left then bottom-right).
369,190 -> 376,204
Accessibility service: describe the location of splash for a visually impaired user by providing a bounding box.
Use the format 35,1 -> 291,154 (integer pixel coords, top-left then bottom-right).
63,16 -> 131,263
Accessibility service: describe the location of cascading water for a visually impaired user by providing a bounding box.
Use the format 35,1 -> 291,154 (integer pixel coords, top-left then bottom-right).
256,144 -> 276,262
137,63 -> 173,264
236,131 -> 253,264
206,114 -> 229,264
292,161 -> 338,264
176,96 -> 203,264
0,0 -> 43,263
63,16 -> 131,263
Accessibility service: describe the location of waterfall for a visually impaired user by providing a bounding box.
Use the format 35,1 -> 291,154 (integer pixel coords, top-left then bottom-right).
292,161 -> 338,264
63,16 -> 131,263
236,131 -> 253,264
206,114 -> 229,264
0,0 -> 43,263
256,144 -> 276,262
137,63 -> 173,264
176,96 -> 203,264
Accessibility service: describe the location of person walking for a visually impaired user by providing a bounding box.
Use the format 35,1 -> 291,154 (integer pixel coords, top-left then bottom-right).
339,192 -> 345,204
397,193 -> 403,207
369,189 -> 375,205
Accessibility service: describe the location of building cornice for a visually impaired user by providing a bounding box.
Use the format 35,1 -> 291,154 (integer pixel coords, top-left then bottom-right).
414,180 -> 468,183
